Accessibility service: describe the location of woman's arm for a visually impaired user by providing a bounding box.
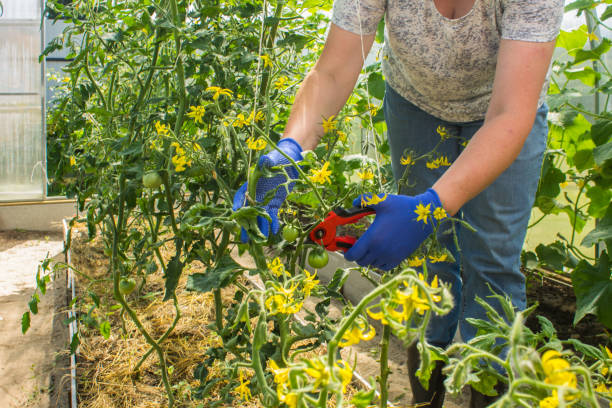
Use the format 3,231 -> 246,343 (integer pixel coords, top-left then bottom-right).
432,38 -> 557,215
283,24 -> 376,151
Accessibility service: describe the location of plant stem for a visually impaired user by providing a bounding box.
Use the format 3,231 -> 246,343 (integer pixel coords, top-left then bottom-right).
134,294 -> 181,372
113,176 -> 174,407
378,324 -> 391,408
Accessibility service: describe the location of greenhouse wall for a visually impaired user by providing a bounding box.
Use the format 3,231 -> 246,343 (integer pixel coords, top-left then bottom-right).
0,0 -> 45,202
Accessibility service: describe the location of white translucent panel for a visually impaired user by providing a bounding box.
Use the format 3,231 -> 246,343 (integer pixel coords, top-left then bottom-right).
0,95 -> 44,201
0,23 -> 42,94
0,0 -> 41,20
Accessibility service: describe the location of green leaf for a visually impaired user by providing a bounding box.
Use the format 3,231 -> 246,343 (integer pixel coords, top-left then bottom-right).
564,66 -> 600,87
536,156 -> 565,200
163,253 -> 185,301
231,207 -> 269,242
186,255 -> 244,293
21,312 -> 31,334
99,320 -> 111,339
326,268 -> 351,293
287,190 -> 319,208
586,186 -> 612,218
351,388 -> 376,408
70,332 -> 79,354
470,372 -> 499,397
565,339 -> 603,360
593,141 -> 612,165
582,203 -> 612,247
556,26 -> 588,56
28,297 -> 38,315
591,119 -> 612,146
536,315 -> 557,339
573,38 -> 611,65
565,0 -> 596,13
367,72 -> 385,101
572,252 -> 612,329
602,5 -> 612,21
535,242 -> 568,271
376,18 -> 385,44
573,148 -> 594,171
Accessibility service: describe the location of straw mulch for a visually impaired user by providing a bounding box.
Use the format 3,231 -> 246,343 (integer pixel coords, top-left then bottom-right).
69,227 -> 361,408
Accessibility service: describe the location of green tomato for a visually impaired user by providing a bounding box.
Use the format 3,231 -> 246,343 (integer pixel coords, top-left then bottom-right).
119,278 -> 137,295
308,249 -> 329,269
142,171 -> 162,189
282,226 -> 299,243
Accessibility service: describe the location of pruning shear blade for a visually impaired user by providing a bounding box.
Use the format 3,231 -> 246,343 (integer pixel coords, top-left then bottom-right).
307,206 -> 375,253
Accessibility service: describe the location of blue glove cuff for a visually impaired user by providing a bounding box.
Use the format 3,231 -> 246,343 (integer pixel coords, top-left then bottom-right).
425,188 -> 442,209
277,137 -> 303,160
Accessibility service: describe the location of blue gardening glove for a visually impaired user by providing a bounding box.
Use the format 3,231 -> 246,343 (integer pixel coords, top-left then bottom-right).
344,188 -> 443,270
232,137 -> 303,242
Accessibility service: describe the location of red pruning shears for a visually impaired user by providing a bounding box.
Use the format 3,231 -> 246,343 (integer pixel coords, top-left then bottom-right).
307,207 -> 375,253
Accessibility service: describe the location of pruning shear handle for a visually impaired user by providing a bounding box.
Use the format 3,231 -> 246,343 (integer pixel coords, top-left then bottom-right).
308,206 -> 375,253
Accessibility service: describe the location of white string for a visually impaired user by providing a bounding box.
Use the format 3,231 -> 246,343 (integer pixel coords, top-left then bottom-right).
356,0 -> 385,191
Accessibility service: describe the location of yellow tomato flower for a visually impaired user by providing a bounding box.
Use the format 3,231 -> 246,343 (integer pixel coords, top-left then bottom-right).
400,154 -> 413,166
69,156 -> 76,166
357,169 -> 374,181
539,394 -> 559,408
186,105 -> 206,124
308,162 -> 332,184
267,257 -> 288,277
433,207 -> 447,221
335,360 -> 353,393
414,202 -> 432,224
247,110 -> 264,123
426,160 -> 440,169
265,283 -> 303,315
172,154 -> 189,172
155,121 -> 169,136
261,54 -> 273,68
233,370 -> 252,401
233,113 -> 249,128
322,115 -> 338,133
302,270 -> 319,298
268,360 -> 290,386
436,125 -> 449,139
541,350 -> 577,388
429,253 -> 448,263
304,358 -> 329,390
337,130 -> 347,142
246,137 -> 267,151
206,86 -> 233,100
437,156 -> 451,166
339,319 -> 376,347
274,76 -> 289,89
603,347 -> 612,375
408,256 -> 425,267
360,193 -> 388,207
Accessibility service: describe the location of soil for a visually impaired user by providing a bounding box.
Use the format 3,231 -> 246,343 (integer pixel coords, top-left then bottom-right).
524,268 -> 610,347
0,230 -> 70,408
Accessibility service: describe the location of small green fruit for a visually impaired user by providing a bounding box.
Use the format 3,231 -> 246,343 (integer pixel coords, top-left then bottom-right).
308,249 -> 329,269
142,172 -> 162,189
119,278 -> 137,295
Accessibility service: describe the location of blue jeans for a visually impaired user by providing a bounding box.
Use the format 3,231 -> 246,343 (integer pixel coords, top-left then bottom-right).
384,84 -> 548,347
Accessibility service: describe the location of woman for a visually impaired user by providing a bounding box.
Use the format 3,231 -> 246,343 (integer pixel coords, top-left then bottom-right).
233,0 -> 564,406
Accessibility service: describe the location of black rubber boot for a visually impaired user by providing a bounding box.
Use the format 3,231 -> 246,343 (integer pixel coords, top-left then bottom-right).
407,343 -> 446,408
469,382 -> 508,408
